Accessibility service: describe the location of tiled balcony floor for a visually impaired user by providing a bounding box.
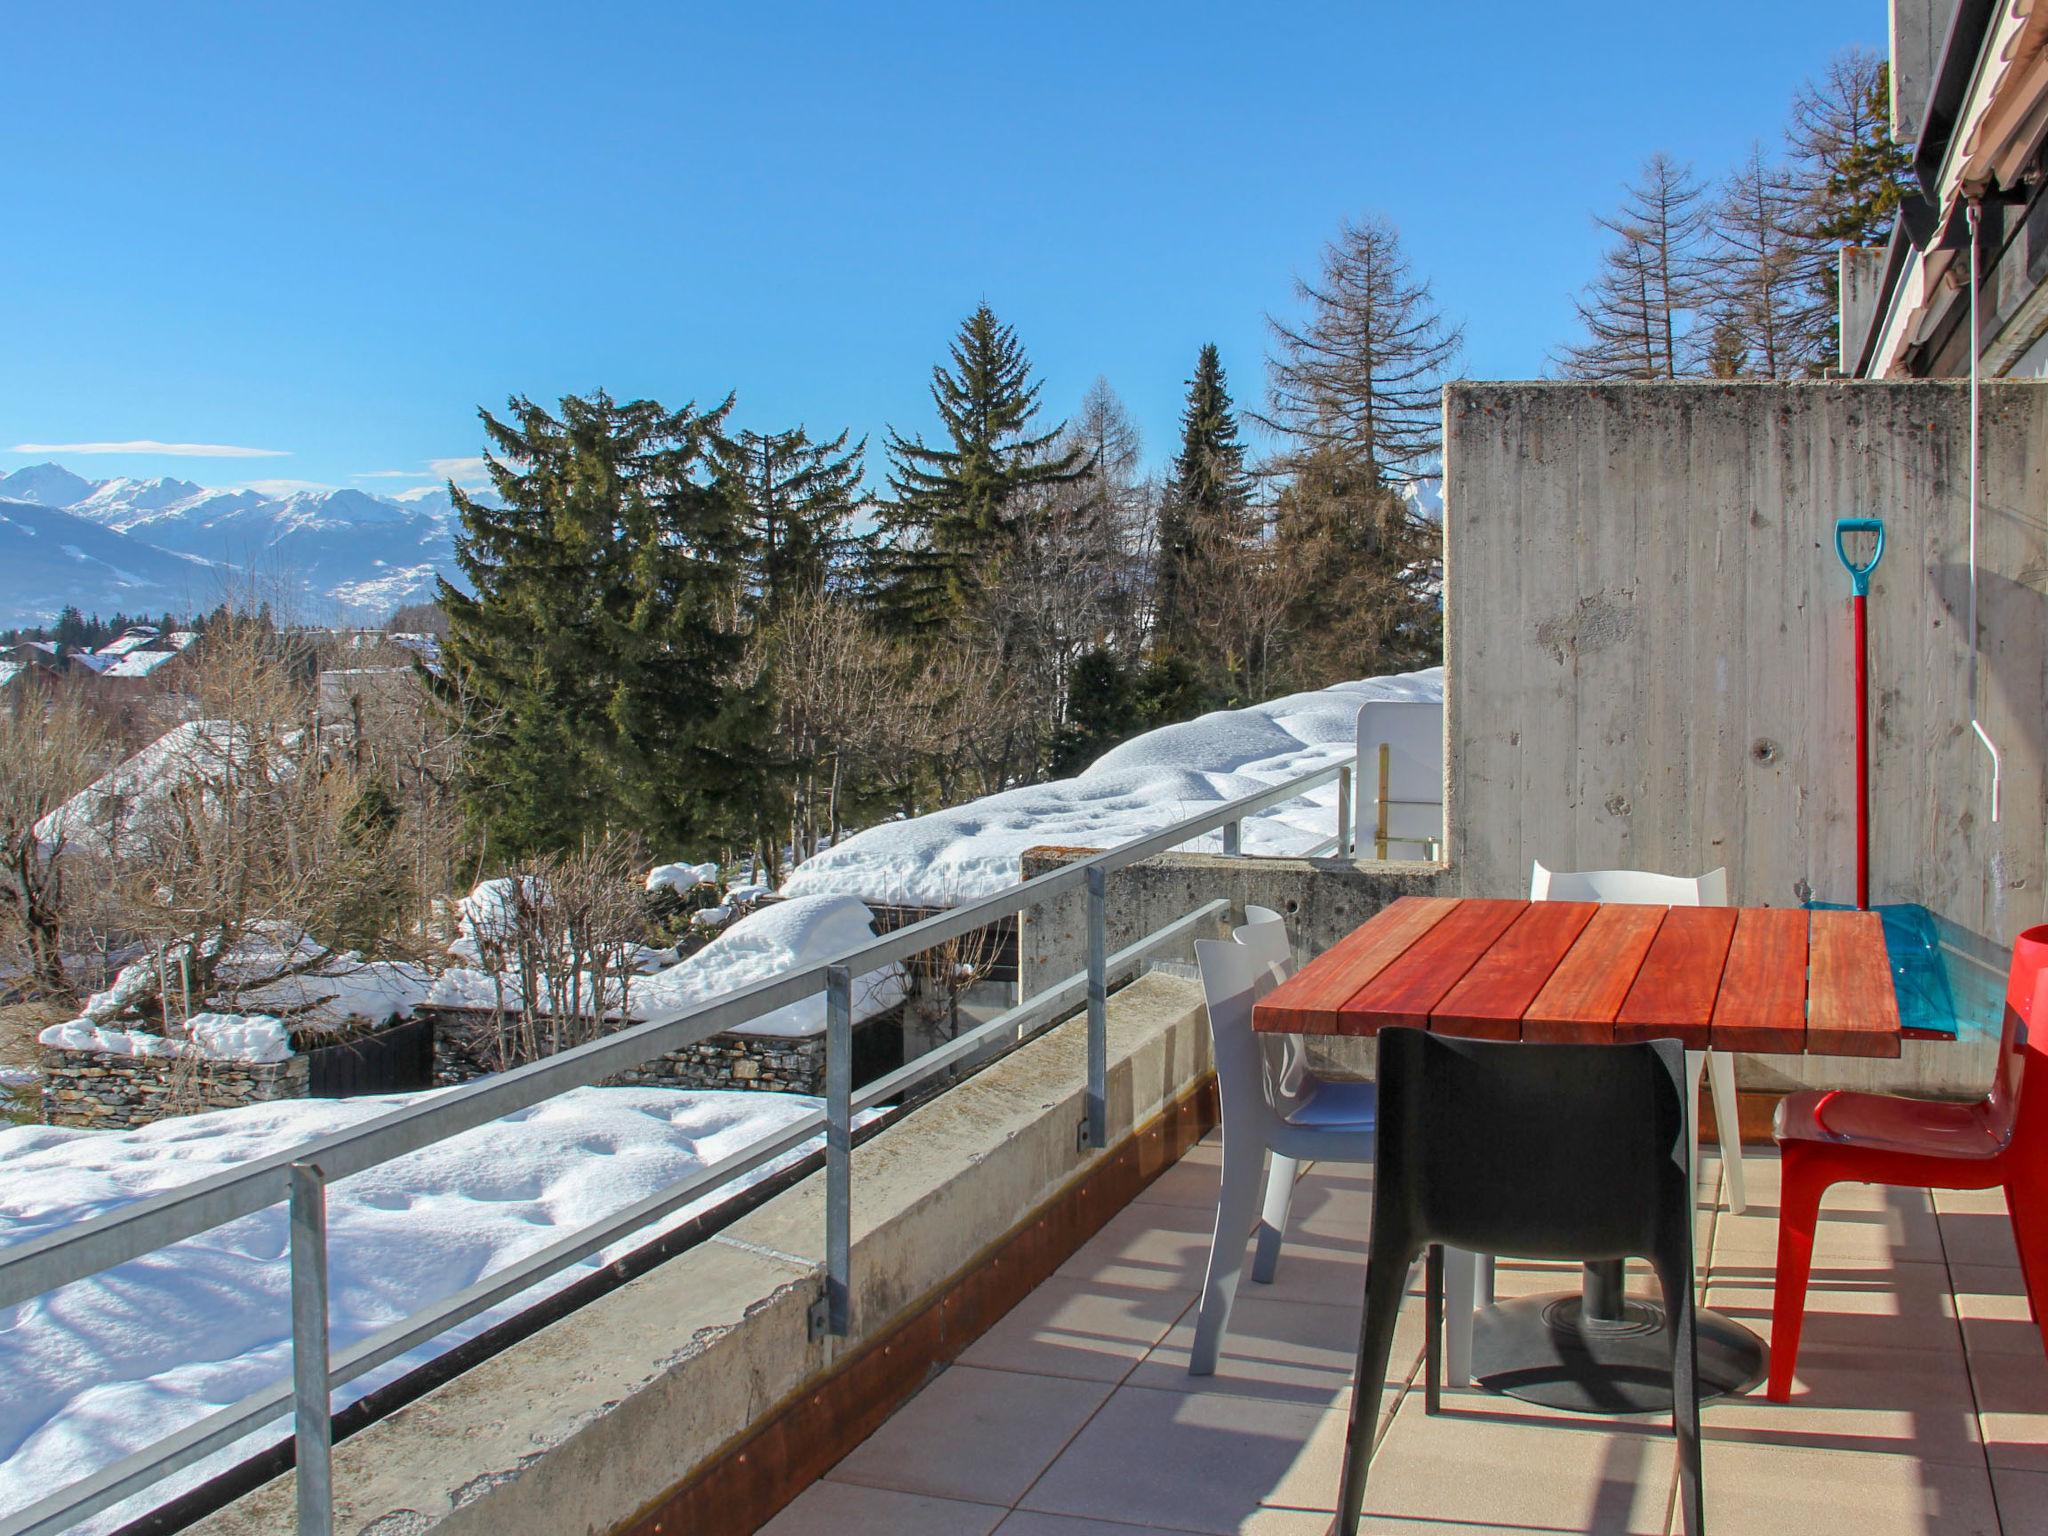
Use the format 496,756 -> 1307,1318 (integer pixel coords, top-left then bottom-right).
762,1137 -> 2048,1535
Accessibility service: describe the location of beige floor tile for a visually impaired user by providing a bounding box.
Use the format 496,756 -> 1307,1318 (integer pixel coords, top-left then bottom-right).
995,1510 -> 1334,1535
1951,1264 -> 2045,1359
1942,1208 -> 2025,1269
760,1481 -> 1008,1536
1058,1199 -> 1365,1307
828,1364 -> 1113,1505
1968,1349 -> 2048,1472
1933,1184 -> 2010,1217
1697,1438 -> 1999,1535
1991,1465 -> 2048,1531
1706,1259 -> 1959,1354
1354,1393 -> 1674,1534
1130,1293 -> 1394,1408
960,1276 -> 1194,1384
1699,1339 -> 1984,1465
1018,1383 -> 1350,1533
1713,1186 -> 1939,1266
1136,1155 -> 1231,1209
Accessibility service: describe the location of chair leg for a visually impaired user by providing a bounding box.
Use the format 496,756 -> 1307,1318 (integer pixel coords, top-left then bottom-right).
1441,1246 -> 1477,1388
1683,1049 -> 1707,1207
1425,1245 -> 1445,1414
1708,1049 -> 1747,1215
1653,1248 -> 1705,1536
2003,1178 -> 2048,1357
1337,1232 -> 1416,1535
1766,1149 -> 1831,1401
1478,1251 -> 1495,1304
1251,1153 -> 1298,1284
1190,1137 -> 1268,1375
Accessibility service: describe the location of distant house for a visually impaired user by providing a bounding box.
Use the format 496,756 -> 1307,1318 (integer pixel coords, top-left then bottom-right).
1846,0 -> 2048,377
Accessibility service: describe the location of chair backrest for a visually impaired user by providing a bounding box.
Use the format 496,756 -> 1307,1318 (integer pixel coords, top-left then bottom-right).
1196,936 -> 1287,1140
1356,700 -> 1443,861
1530,861 -> 1729,908
1371,1026 -> 1692,1265
1238,904 -> 1294,979
1991,923 -> 2048,1148
1238,904 -> 1305,1102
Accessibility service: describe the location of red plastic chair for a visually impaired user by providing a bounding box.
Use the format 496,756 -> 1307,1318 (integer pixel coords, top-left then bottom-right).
1768,923 -> 2048,1400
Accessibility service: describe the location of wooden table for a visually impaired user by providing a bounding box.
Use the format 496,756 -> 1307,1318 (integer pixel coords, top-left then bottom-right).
1253,896 -> 1904,1413
1253,896 -> 1901,1056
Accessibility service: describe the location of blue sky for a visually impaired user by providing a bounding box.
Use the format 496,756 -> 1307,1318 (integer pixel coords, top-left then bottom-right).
1,2 -> 1883,494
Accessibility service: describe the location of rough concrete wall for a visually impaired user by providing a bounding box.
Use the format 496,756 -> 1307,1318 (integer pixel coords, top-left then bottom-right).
1444,380 -> 2047,952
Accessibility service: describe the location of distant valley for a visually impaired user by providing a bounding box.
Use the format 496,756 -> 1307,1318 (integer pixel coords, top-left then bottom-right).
0,463 -> 488,627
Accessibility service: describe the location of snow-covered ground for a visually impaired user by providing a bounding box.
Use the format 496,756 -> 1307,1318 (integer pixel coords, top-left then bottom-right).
0,1087 -> 844,1534
781,668 -> 1444,907
428,893 -> 906,1037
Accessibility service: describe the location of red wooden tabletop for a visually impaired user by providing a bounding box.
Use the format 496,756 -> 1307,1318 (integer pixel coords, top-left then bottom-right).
1252,896 -> 1902,1058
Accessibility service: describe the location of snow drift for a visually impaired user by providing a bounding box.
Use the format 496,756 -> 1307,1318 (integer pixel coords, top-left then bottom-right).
780,668 -> 1444,907
0,1087 -> 844,1533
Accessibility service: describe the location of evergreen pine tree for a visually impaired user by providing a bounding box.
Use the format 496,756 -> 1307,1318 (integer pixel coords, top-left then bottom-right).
1785,51 -> 1913,370
712,426 -> 865,619
1156,344 -> 1253,660
876,304 -> 1089,632
439,389 -> 768,858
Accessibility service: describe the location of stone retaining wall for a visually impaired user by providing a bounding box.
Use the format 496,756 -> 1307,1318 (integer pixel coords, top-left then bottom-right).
38,1045 -> 310,1129
423,1007 -> 829,1095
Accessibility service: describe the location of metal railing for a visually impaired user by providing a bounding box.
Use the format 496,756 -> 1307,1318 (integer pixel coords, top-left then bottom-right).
0,753 -> 1360,1536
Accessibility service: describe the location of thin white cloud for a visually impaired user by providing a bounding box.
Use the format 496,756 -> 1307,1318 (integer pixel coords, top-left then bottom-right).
9,439 -> 289,458
351,469 -> 430,480
427,455 -> 488,482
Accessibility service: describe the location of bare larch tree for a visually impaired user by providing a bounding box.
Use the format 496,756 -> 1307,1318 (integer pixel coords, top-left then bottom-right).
1555,153 -> 1709,380
1256,213 -> 1463,487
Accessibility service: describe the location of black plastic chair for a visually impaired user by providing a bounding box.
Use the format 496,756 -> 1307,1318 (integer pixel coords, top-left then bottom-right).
1336,1028 -> 1703,1536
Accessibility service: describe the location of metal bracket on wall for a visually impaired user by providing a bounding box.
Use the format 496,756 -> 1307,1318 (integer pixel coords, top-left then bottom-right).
807,1289 -> 831,1343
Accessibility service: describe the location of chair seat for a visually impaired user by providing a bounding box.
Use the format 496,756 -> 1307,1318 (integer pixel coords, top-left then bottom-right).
1775,1086 -> 2007,1162
1284,1077 -> 1377,1131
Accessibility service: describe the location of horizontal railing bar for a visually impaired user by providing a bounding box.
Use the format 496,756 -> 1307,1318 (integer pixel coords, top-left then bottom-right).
852,899 -> 1231,1113
0,1372 -> 295,1536
0,1107 -> 839,1536
0,754 -> 1352,1315
0,962 -> 833,1312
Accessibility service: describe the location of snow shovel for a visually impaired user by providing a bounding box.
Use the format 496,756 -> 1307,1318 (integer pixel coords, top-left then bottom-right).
1835,517 -> 1885,910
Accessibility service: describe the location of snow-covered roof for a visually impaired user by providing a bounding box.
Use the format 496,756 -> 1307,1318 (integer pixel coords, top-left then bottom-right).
0,661 -> 20,689
36,720 -> 259,855
65,653 -> 112,673
94,628 -> 161,658
0,1087 -> 846,1531
101,648 -> 181,679
164,631 -> 199,651
780,667 -> 1445,907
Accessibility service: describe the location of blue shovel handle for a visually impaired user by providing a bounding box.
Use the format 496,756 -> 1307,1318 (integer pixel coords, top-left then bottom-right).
1835,517 -> 1886,597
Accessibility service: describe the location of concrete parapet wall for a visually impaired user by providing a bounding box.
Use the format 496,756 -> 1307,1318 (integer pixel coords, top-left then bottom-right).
1443,380 -> 2046,952
190,971 -> 1212,1536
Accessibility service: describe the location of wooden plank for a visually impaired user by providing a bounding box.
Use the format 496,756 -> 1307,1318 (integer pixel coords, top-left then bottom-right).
1807,908 -> 1903,1058
1252,896 -> 1460,1034
1430,901 -> 1599,1040
1339,898 -> 1528,1033
1710,907 -> 1809,1054
1614,906 -> 1740,1046
1521,904 -> 1665,1042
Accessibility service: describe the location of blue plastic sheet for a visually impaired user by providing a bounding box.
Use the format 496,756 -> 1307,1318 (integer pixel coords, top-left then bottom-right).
1804,901 -> 1984,1039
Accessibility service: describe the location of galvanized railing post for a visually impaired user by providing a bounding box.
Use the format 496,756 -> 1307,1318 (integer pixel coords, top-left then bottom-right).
1336,765 -> 1353,858
289,1162 -> 333,1536
1221,819 -> 1241,857
823,963 -> 853,1336
1084,865 -> 1108,1149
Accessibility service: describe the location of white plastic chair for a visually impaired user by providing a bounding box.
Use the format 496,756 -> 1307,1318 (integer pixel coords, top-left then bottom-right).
1527,861 -> 1747,1217
1189,915 -> 1376,1374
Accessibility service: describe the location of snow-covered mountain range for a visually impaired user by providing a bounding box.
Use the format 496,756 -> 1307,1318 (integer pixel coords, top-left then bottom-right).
0,463 -> 483,627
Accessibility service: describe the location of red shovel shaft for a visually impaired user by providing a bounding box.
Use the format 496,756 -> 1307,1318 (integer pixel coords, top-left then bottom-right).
1854,591 -> 1869,911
